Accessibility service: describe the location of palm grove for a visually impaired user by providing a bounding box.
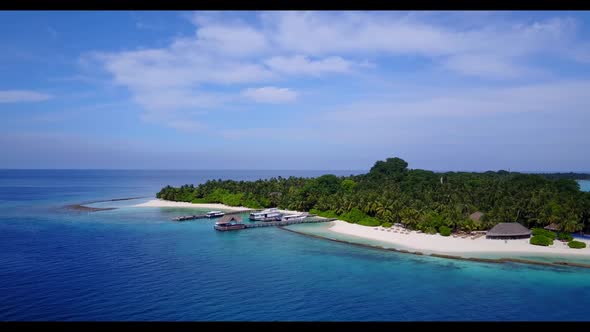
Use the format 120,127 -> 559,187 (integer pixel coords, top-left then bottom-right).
157,157 -> 590,234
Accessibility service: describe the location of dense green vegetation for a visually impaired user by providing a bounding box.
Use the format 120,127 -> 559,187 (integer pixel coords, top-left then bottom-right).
568,240 -> 587,249
439,226 -> 452,237
157,157 -> 590,233
558,233 -> 574,242
530,235 -> 554,246
532,228 -> 557,240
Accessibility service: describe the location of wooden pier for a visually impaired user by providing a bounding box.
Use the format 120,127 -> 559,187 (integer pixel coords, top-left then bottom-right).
241,217 -> 337,229
173,209 -> 337,229
172,209 -> 255,222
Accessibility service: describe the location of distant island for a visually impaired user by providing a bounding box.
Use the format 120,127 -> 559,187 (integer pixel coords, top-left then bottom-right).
535,172 -> 590,180
156,157 -> 590,235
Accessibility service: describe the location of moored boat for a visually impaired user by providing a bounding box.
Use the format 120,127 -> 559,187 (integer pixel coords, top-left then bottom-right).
281,212 -> 309,222
249,208 -> 282,221
206,210 -> 225,218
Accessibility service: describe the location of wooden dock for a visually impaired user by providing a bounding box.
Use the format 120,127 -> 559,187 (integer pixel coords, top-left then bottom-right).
172,209 -> 255,222
242,217 -> 337,229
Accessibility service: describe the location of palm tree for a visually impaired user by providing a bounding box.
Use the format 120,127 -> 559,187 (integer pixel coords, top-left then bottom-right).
560,219 -> 582,233
375,201 -> 386,219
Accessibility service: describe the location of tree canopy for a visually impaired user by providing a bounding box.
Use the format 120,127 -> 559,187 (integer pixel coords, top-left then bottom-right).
157,157 -> 590,234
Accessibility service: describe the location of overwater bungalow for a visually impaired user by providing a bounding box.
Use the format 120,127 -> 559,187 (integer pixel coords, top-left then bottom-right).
214,215 -> 246,231
486,222 -> 532,240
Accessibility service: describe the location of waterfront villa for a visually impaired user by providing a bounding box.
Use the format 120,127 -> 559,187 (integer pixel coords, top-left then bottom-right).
486,222 -> 532,240
544,223 -> 560,232
214,215 -> 246,231
469,211 -> 484,223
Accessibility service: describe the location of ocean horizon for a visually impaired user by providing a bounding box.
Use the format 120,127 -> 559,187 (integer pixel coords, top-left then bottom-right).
1,170 -> 590,321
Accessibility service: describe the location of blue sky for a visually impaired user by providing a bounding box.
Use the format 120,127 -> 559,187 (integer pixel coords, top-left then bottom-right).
1,11 -> 590,171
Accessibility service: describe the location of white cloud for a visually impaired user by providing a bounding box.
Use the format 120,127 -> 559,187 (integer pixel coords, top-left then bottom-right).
100,49 -> 273,91
91,12 -> 590,132
94,30 -> 273,129
258,12 -> 582,78
132,89 -> 224,111
193,23 -> 269,57
322,80 -> 590,122
0,90 -> 52,103
260,11 -> 464,56
261,12 -> 577,57
219,127 -> 318,141
242,86 -> 298,103
442,54 -> 539,79
265,55 -> 353,76
166,119 -> 207,133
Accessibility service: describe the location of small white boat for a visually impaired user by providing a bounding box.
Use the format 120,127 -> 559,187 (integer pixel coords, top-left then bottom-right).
206,211 -> 225,218
249,208 -> 282,221
281,212 -> 308,222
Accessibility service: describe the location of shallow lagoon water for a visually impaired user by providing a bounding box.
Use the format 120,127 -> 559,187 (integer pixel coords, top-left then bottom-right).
1,170 -> 590,321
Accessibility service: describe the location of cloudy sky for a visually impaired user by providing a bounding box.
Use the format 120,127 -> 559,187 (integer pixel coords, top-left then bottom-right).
1,11 -> 590,171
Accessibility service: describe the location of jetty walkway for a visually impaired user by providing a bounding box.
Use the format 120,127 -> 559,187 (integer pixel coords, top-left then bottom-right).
172,209 -> 255,221
244,217 -> 337,228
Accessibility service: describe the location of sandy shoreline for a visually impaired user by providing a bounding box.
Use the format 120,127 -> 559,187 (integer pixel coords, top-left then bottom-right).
328,220 -> 590,257
133,199 -> 254,211
134,199 -> 590,258
133,199 -> 302,215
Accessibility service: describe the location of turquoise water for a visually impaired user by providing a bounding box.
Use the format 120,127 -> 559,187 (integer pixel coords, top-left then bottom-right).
1,170 -> 590,321
287,222 -> 590,265
579,180 -> 590,192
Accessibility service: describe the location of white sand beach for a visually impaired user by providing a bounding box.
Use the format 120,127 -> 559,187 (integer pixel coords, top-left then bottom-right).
133,199 -> 302,215
328,220 -> 590,257
133,199 -> 253,211
134,199 -> 590,258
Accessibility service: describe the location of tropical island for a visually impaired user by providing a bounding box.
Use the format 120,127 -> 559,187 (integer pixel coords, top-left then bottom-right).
147,157 -> 590,259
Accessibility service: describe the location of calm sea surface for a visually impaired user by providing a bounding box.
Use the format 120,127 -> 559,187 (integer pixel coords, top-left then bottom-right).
1,170 -> 590,321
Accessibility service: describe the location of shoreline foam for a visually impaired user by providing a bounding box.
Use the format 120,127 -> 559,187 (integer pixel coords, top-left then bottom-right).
327,220 -> 590,257
280,225 -> 590,269
134,199 -> 590,260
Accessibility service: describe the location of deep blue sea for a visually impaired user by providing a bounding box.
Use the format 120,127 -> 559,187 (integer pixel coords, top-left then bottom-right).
1,170 -> 590,321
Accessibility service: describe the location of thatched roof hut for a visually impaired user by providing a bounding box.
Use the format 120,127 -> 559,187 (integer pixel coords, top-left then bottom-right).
216,215 -> 242,225
544,223 -> 560,231
469,211 -> 484,223
486,222 -> 531,240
